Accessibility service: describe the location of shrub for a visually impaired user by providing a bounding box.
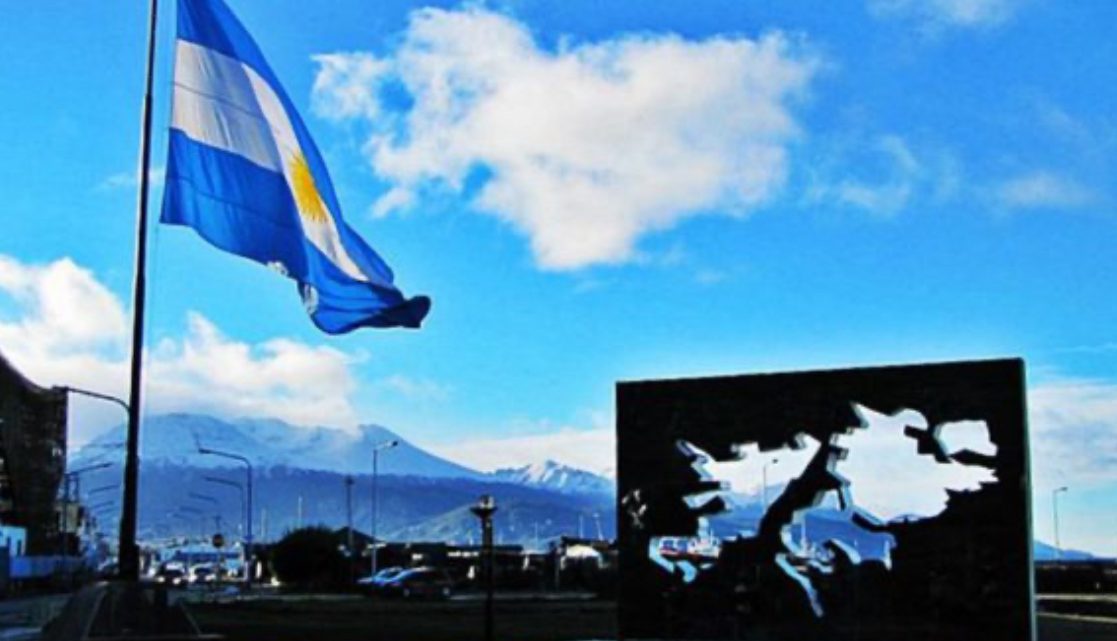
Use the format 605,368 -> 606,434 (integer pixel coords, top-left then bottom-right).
271,526 -> 348,590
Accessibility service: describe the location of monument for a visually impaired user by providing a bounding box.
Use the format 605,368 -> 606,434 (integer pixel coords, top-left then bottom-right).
617,359 -> 1033,640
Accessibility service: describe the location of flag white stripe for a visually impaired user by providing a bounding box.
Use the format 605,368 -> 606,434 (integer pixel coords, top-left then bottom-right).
171,40 -> 368,282
172,85 -> 283,172
174,39 -> 259,114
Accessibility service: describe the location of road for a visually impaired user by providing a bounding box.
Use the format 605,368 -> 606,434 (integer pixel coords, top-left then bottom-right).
187,595 -> 1117,641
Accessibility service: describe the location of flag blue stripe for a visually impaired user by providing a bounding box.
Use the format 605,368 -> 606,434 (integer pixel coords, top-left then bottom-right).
162,130 -> 310,277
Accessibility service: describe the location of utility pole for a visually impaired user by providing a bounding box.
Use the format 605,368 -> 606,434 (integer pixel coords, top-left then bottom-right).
345,475 -> 355,581
198,448 -> 253,586
1053,486 -> 1068,560
119,0 -> 159,582
371,440 -> 398,576
762,458 -> 780,513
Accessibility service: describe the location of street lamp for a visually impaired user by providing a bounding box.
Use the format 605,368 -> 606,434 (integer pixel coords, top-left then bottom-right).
60,385 -> 127,575
470,495 -> 498,641
1053,486 -> 1069,560
761,457 -> 780,512
61,462 -> 113,562
61,386 -> 130,415
187,493 -> 221,537
370,439 -> 398,576
344,475 -> 355,581
199,447 -> 254,585
204,476 -> 246,535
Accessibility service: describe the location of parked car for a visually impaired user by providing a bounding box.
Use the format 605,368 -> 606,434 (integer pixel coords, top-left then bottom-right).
357,566 -> 405,592
189,564 -> 217,584
154,562 -> 189,587
376,567 -> 454,599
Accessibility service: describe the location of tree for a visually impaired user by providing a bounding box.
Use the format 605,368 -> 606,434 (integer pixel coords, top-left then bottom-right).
271,526 -> 348,590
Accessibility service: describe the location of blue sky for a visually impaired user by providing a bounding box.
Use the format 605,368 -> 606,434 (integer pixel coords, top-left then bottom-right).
1,0 -> 1115,554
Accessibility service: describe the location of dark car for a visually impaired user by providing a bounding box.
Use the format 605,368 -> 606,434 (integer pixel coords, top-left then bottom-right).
155,563 -> 189,587
357,566 -> 405,593
376,567 -> 454,600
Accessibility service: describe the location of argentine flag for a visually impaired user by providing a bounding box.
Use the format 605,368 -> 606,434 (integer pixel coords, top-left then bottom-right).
161,0 -> 430,333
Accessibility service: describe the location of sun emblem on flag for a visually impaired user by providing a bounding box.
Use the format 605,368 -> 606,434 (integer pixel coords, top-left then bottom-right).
290,153 -> 329,224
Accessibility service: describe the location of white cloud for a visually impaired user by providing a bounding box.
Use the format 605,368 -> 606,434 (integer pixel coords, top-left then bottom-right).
1029,378 -> 1117,490
994,170 -> 1096,210
146,314 -> 360,430
311,53 -> 391,121
835,136 -> 918,214
0,255 -> 361,443
0,256 -> 128,354
313,7 -> 819,270
98,167 -> 166,191
807,135 -> 951,216
372,374 -> 451,402
868,0 -> 1022,29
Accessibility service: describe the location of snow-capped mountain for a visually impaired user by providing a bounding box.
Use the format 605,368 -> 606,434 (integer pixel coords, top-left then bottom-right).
491,460 -> 613,496
73,413 -> 483,479
68,413 -> 617,544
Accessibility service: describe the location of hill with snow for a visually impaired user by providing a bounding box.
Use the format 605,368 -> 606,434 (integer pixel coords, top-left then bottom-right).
73,413 -> 483,479
491,460 -> 613,496
69,413 -> 616,545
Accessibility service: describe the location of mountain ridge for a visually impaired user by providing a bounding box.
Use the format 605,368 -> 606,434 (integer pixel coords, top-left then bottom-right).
491,460 -> 613,496
74,413 -> 484,480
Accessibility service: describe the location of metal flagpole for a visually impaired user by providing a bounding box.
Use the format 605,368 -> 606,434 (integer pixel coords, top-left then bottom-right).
119,0 -> 160,582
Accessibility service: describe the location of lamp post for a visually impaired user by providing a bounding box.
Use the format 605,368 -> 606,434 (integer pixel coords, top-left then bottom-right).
61,386 -> 130,415
60,386 -> 130,576
189,493 -> 220,535
199,447 -> 253,585
62,462 -> 113,563
759,460 -> 777,515
761,457 -> 780,513
1052,486 -> 1068,560
205,475 -> 247,582
370,440 -> 398,576
344,475 -> 355,581
470,495 -> 498,641
179,506 -> 205,541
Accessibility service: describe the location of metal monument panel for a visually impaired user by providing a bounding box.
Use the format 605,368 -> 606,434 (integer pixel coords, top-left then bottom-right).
617,359 -> 1033,640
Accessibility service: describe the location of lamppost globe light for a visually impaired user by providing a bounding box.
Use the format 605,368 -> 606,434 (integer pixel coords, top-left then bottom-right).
472,494 -> 497,515
375,440 -> 399,452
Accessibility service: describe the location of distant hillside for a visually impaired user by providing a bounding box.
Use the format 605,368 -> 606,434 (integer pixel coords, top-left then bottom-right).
72,463 -> 614,545
69,413 -> 615,545
1034,540 -> 1095,561
491,460 -> 613,496
73,413 -> 483,479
